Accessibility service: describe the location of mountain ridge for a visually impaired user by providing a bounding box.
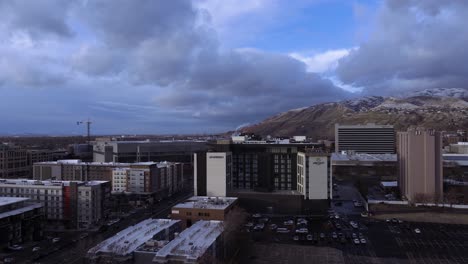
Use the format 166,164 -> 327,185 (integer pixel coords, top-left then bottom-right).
241,88 -> 468,139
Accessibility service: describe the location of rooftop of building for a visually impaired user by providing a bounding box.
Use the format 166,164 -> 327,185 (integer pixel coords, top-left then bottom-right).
172,196 -> 237,210
87,219 -> 180,257
154,220 -> 223,262
443,154 -> 468,166
380,181 -> 398,188
0,179 -> 109,187
98,139 -> 207,144
134,240 -> 170,254
35,159 -> 178,167
0,197 -> 29,207
331,153 -> 397,162
0,200 -> 43,220
450,142 -> 468,145
335,123 -> 394,128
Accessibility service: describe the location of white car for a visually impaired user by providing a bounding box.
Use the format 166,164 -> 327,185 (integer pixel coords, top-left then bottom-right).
276,228 -> 290,233
8,244 -> 23,251
32,246 -> 41,252
295,228 -> 308,234
414,228 -> 421,234
353,238 -> 360,245
284,220 -> 294,226
360,238 -> 367,244
52,237 -> 61,243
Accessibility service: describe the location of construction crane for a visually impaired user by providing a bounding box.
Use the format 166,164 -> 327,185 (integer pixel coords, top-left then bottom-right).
77,118 -> 92,143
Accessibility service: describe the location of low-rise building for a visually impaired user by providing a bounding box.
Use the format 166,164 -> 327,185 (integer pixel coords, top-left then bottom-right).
0,179 -> 110,229
87,219 -> 181,263
170,196 -> 237,228
0,197 -> 43,248
153,220 -> 225,264
331,152 -> 398,180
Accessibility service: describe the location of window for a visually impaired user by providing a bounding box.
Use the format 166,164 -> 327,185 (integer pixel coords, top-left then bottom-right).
186,212 -> 192,216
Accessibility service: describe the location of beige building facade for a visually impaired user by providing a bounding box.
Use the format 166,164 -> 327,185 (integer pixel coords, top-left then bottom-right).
398,129 -> 443,202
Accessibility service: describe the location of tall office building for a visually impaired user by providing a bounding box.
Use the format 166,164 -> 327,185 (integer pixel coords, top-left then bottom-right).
397,129 -> 443,202
335,123 -> 396,154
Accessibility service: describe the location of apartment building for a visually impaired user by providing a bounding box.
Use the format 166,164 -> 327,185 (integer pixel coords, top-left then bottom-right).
0,197 -> 43,247
110,162 -> 183,196
153,220 -> 225,264
0,179 -> 110,229
335,123 -> 396,154
398,129 -> 443,202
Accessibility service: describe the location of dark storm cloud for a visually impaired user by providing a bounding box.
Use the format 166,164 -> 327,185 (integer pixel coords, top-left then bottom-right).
0,0 -> 74,38
0,0 -> 350,133
337,0 -> 468,95
72,0 -> 350,122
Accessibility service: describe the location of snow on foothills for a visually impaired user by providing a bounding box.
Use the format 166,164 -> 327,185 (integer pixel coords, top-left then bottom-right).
289,107 -> 308,112
374,101 -> 418,110
342,96 -> 385,111
406,88 -> 468,98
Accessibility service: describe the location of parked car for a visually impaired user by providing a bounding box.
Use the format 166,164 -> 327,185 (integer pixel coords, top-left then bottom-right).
32,246 -> 41,252
414,228 -> 421,234
360,238 -> 367,244
52,237 -> 61,243
8,244 -> 23,251
283,220 -> 294,226
334,202 -> 343,206
276,228 -> 290,233
353,238 -> 360,245
306,234 -> 313,241
252,213 -> 261,218
293,235 -> 299,241
269,224 -> 278,230
320,233 -> 325,239
295,228 -> 308,234
245,222 -> 254,228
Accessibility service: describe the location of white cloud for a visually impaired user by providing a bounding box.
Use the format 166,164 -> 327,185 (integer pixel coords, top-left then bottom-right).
289,49 -> 354,73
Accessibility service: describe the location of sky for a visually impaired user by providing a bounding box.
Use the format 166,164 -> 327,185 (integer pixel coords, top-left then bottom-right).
1,0 -> 467,135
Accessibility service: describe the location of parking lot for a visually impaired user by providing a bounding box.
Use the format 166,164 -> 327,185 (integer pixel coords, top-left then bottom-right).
243,180 -> 468,264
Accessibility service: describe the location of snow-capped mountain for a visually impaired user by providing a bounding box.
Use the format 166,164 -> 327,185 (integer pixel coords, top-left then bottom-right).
241,88 -> 468,138
405,88 -> 468,98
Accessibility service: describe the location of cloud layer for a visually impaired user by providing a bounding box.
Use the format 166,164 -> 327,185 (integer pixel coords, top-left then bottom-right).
337,0 -> 468,95
0,0 -> 350,134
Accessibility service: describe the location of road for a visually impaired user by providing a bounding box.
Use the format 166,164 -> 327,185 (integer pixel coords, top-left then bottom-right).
3,191 -> 193,264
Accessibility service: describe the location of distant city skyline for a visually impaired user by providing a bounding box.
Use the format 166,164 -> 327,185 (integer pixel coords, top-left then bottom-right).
1,0 -> 467,134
